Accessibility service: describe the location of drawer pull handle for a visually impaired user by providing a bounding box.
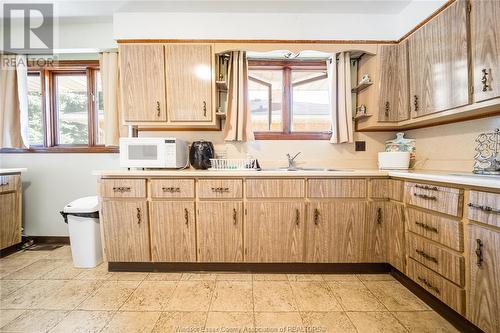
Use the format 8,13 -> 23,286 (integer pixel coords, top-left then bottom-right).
136,208 -> 142,225
417,276 -> 440,294
232,208 -> 238,225
211,187 -> 230,193
295,209 -> 300,226
413,193 -> 437,200
415,184 -> 438,191
468,202 -> 500,214
113,186 -> 131,193
475,239 -> 483,268
415,221 -> 438,234
415,249 -> 438,264
376,207 -> 382,225
314,208 -> 320,225
162,187 -> 181,193
184,208 -> 189,225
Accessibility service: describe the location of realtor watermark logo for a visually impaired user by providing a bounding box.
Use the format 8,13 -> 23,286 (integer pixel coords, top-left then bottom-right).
3,3 -> 53,54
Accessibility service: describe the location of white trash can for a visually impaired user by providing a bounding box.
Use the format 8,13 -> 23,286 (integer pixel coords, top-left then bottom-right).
60,196 -> 103,268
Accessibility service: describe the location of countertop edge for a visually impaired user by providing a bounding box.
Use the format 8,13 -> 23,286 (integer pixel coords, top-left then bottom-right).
0,168 -> 27,175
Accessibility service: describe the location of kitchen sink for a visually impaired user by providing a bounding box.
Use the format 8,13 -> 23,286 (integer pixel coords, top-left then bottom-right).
257,167 -> 353,172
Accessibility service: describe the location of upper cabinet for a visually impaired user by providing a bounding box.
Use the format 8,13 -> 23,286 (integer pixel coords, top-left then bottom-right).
120,44 -> 167,122
119,43 -> 216,127
470,0 -> 500,102
408,0 -> 469,118
165,44 -> 214,122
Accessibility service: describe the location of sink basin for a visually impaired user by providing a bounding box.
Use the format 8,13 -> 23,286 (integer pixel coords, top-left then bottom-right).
258,167 -> 353,172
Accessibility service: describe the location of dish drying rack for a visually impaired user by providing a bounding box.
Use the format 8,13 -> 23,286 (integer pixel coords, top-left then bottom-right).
209,158 -> 258,170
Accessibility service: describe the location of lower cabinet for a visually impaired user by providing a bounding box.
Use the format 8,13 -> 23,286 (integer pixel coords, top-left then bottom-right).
101,200 -> 151,262
245,201 -> 305,262
0,192 -> 19,250
386,202 -> 405,272
150,201 -> 196,262
305,201 -> 367,263
196,201 -> 243,262
467,224 -> 500,333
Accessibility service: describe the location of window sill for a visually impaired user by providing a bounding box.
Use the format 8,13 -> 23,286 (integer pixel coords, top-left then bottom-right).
253,132 -> 332,140
0,146 -> 119,153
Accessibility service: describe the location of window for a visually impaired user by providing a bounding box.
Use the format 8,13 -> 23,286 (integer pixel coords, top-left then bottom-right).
248,60 -> 331,140
4,60 -> 114,152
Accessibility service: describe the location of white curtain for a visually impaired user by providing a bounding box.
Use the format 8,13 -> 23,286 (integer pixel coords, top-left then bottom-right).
328,52 -> 354,144
0,54 -> 28,148
99,52 -> 121,146
224,51 -> 254,142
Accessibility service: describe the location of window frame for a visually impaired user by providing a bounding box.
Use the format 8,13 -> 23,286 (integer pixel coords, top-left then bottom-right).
1,60 -> 117,153
248,59 -> 332,140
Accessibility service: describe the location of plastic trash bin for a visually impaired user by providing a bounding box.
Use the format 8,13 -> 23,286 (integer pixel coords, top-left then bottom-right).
60,196 -> 103,268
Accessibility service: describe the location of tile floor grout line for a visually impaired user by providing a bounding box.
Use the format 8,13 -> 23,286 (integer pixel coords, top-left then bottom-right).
204,277 -> 217,328
116,278 -> 145,312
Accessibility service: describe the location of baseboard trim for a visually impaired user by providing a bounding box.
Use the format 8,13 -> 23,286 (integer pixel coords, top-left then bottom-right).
390,268 -> 482,333
0,243 -> 23,258
24,236 -> 70,245
108,262 -> 391,273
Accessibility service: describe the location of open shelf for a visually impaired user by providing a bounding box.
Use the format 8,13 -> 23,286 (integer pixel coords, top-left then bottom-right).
216,80 -> 227,90
353,114 -> 373,121
351,81 -> 373,94
216,112 -> 226,119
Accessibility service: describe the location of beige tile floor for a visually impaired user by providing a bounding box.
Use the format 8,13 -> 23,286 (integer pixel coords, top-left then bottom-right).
0,246 -> 460,333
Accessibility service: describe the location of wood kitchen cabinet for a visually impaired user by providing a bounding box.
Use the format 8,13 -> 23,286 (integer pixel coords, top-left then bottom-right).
165,44 -> 214,122
245,201 -> 305,262
197,201 -> 243,262
470,0 -> 500,102
150,201 -> 196,262
377,42 -> 409,122
408,0 -> 469,117
0,192 -> 19,250
467,224 -> 500,333
305,201 -> 367,263
385,202 -> 405,272
119,44 -> 167,122
364,202 -> 387,262
101,200 -> 151,262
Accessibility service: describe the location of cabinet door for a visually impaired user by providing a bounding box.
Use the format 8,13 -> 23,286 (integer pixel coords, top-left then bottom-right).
101,200 -> 150,262
197,201 -> 243,262
364,202 -> 388,262
386,202 -> 405,272
305,201 -> 367,263
467,224 -> 500,333
165,44 -> 213,122
471,0 -> 500,102
378,42 -> 409,122
150,201 -> 196,262
245,201 -> 305,262
0,192 -> 19,250
408,0 -> 469,117
120,44 -> 166,122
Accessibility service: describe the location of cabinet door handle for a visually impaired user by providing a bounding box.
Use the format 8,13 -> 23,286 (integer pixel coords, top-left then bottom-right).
313,208 -> 320,225
211,187 -> 230,193
295,209 -> 300,226
415,184 -> 438,191
136,208 -> 142,225
481,68 -> 489,92
384,101 -> 390,117
156,101 -> 161,117
162,187 -> 181,193
475,239 -> 483,267
184,208 -> 189,225
376,207 -> 382,225
468,202 -> 500,214
413,95 -> 419,112
413,193 -> 437,200
0,182 -> 9,186
233,208 -> 237,225
415,221 -> 438,234
113,186 -> 131,193
417,276 -> 440,294
203,101 -> 207,117
415,249 -> 438,264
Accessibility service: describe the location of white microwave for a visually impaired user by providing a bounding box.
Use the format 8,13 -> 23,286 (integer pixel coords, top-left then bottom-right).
119,137 -> 189,169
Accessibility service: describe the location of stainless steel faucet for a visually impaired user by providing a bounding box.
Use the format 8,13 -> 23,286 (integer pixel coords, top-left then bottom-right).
286,152 -> 302,168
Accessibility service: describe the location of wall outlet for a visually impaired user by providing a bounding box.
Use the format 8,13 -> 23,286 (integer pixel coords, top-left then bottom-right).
355,141 -> 366,151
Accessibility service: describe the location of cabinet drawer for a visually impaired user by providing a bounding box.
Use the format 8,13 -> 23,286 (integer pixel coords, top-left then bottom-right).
246,179 -> 304,198
405,182 -> 463,216
370,179 -> 404,201
467,190 -> 500,228
150,179 -> 194,198
100,179 -> 146,198
308,179 -> 366,198
198,179 -> 243,199
407,208 -> 463,251
408,233 -> 464,286
407,258 -> 465,314
0,175 -> 20,193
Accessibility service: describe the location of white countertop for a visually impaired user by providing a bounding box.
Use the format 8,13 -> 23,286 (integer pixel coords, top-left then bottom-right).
0,168 -> 27,175
93,168 -> 500,190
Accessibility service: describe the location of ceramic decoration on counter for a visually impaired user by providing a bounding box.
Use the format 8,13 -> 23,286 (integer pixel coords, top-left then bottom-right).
385,132 -> 416,168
